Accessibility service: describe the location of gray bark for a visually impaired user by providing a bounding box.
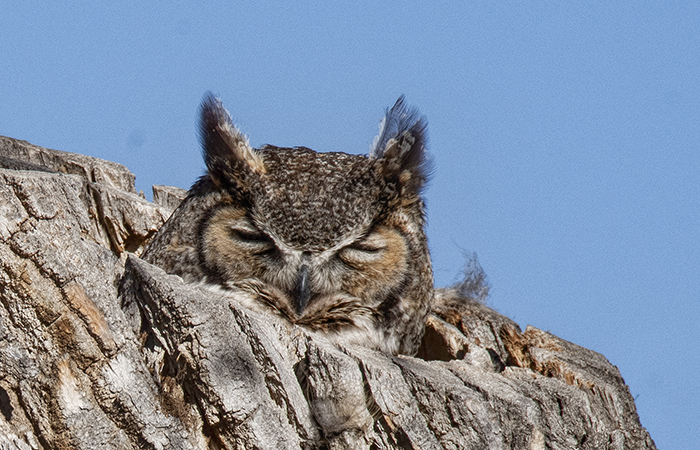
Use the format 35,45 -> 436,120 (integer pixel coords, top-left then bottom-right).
0,135 -> 656,449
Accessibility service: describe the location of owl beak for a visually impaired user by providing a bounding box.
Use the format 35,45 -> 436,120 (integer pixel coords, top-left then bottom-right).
294,263 -> 311,315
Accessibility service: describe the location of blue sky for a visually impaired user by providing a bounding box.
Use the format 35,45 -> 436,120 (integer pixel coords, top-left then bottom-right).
2,3 -> 698,448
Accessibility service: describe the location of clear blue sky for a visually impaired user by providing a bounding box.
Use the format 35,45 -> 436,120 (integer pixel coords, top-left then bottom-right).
2,3 -> 698,448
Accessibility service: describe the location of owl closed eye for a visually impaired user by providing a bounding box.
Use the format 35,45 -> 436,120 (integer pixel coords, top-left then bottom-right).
142,93 -> 433,355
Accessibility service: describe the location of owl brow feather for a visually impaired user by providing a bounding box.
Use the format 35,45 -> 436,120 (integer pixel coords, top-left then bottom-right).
369,95 -> 426,159
198,92 -> 265,184
369,96 -> 431,196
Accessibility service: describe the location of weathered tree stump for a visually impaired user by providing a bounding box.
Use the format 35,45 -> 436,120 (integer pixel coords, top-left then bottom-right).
0,136 -> 656,449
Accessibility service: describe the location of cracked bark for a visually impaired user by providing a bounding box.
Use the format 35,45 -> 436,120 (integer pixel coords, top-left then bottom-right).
0,135 -> 656,449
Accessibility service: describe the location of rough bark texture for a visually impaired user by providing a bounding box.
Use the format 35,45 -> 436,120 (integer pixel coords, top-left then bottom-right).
0,135 -> 656,449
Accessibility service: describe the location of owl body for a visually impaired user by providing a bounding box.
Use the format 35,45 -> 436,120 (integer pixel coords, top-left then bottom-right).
143,94 -> 433,355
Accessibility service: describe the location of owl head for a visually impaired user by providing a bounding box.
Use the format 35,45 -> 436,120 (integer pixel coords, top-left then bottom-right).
144,93 -> 434,355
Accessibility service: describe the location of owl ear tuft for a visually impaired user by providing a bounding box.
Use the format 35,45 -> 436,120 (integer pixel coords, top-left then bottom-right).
198,92 -> 265,188
371,96 -> 430,196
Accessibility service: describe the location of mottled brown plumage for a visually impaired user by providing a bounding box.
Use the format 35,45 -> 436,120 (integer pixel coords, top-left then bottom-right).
142,93 -> 433,355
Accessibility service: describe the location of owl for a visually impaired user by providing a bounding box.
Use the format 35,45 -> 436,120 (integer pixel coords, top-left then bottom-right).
142,93 -> 433,355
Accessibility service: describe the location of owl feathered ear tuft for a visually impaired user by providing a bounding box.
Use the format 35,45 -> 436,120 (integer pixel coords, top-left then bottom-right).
370,96 -> 430,196
198,92 -> 265,188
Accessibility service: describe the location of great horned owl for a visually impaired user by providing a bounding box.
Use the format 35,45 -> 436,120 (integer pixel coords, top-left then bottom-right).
142,93 -> 433,355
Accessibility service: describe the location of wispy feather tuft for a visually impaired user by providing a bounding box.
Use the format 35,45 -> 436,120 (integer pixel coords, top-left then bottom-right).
454,253 -> 490,304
